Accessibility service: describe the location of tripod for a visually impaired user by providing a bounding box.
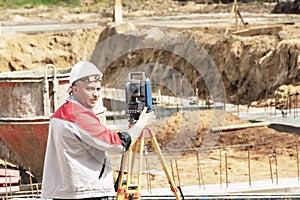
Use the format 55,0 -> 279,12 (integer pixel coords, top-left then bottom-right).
115,126 -> 184,200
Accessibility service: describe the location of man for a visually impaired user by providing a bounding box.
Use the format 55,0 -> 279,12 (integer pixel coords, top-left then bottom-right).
41,61 -> 153,200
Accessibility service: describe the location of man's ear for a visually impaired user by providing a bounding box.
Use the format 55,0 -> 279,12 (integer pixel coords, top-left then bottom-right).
70,85 -> 76,95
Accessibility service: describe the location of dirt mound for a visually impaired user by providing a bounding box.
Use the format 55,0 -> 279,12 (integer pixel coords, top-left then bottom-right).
149,109 -> 299,155
272,0 -> 300,14
0,29 -> 102,72
150,110 -> 249,151
251,83 -> 300,110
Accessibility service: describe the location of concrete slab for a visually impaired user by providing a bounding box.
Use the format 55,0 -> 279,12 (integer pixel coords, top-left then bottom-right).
141,177 -> 300,198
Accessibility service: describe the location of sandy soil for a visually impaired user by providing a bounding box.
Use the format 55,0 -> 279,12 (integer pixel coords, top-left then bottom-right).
110,110 -> 300,190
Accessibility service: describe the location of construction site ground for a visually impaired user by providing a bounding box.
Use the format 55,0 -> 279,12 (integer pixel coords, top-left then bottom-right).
1,0 -> 300,195
109,107 -> 300,194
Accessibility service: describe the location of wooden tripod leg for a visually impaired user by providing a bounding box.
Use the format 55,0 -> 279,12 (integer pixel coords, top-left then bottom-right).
116,140 -> 139,200
125,142 -> 136,196
117,133 -> 144,200
146,128 -> 182,200
129,140 -> 139,184
137,133 -> 145,193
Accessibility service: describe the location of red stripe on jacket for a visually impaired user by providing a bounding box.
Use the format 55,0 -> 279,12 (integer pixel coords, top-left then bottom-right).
52,101 -> 122,146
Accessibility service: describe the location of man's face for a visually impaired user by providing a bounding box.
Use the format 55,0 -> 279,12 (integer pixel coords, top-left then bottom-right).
72,80 -> 101,109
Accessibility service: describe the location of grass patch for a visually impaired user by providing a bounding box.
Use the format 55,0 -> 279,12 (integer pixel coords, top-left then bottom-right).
0,0 -> 145,8
0,0 -> 80,8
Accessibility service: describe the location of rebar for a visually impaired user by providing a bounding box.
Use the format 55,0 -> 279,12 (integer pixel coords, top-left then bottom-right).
297,143 -> 299,181
145,157 -> 152,194
274,152 -> 278,185
269,154 -> 274,183
195,152 -> 205,189
268,151 -> 278,185
225,151 -> 228,188
4,159 -> 7,200
145,148 -> 150,193
170,161 -> 176,186
219,148 -> 222,187
248,148 -> 251,186
196,152 -> 201,189
175,160 -> 181,187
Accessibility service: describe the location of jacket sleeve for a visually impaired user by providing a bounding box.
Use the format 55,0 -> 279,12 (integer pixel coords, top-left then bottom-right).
53,101 -> 125,154
73,107 -> 125,154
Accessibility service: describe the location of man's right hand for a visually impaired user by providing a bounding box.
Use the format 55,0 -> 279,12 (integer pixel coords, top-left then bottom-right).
127,107 -> 155,144
136,107 -> 154,128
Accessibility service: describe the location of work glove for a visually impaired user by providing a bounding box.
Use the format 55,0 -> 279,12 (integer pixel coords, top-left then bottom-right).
135,107 -> 154,128
117,132 -> 132,151
128,107 -> 154,141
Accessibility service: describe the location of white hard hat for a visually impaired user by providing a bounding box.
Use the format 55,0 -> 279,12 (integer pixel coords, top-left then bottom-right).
69,61 -> 103,85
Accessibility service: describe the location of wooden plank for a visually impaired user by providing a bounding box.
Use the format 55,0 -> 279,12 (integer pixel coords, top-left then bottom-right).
0,177 -> 20,184
232,25 -> 283,37
211,122 -> 271,132
0,168 -> 20,177
0,186 -> 20,194
0,159 -> 17,168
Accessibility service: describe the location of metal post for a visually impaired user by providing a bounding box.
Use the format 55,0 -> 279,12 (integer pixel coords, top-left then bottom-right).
196,152 -> 205,189
269,154 -> 274,183
219,148 -> 222,187
146,160 -> 152,194
294,95 -> 297,118
274,151 -> 278,185
234,0 -> 238,31
144,147 -> 150,193
114,0 -> 123,23
137,133 -> 144,192
248,148 -> 251,186
175,160 -> 181,187
4,160 -> 8,200
196,152 -> 201,189
296,93 -> 298,117
297,143 -> 299,181
171,161 -> 176,185
225,151 -> 228,188
44,64 -> 57,115
289,91 -> 292,115
9,177 -> 12,198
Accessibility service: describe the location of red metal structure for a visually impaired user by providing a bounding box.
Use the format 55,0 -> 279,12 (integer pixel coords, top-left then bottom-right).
0,65 -> 70,182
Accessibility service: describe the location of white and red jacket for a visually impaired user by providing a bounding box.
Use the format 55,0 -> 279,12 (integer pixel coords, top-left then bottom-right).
41,96 -> 124,199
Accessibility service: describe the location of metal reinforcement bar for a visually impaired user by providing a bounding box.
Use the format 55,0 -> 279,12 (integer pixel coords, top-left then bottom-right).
159,142 -> 269,153
211,122 -> 271,132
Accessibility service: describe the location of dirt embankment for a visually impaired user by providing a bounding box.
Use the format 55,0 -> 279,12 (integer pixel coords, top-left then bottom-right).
0,29 -> 102,71
1,1 -> 300,104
